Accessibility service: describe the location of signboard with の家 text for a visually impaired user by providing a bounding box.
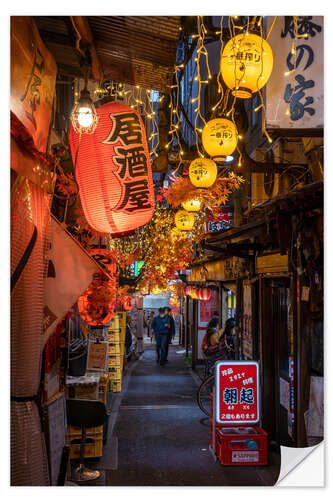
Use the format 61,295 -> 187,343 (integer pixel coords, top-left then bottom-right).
215,361 -> 260,425
265,16 -> 323,134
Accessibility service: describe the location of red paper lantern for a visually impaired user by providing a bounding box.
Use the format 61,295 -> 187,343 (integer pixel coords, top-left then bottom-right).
185,285 -> 194,296
78,248 -> 117,325
121,295 -> 133,311
78,289 -> 115,326
69,101 -> 155,236
197,288 -> 211,301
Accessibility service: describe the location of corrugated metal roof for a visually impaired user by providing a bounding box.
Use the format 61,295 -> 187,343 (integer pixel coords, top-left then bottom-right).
88,16 -> 181,91
34,15 -> 181,91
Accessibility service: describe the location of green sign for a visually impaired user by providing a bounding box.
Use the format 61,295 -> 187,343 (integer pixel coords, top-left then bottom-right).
134,261 -> 144,276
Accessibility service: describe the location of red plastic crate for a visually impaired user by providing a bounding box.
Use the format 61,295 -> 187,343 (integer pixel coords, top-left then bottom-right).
216,426 -> 268,466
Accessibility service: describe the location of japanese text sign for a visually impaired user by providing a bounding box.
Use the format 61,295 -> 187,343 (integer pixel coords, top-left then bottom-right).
215,361 -> 260,425
266,16 -> 323,132
11,17 -> 57,153
69,101 -> 154,236
87,340 -> 108,372
204,207 -> 234,233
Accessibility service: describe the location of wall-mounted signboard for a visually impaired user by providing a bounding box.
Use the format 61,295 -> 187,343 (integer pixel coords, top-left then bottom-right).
266,16 -> 323,135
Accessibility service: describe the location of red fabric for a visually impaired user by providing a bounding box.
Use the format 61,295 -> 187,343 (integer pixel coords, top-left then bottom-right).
10,112 -> 53,169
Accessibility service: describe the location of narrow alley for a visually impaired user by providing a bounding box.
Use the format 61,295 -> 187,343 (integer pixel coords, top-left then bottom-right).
10,14 -> 324,487
82,342 -> 280,487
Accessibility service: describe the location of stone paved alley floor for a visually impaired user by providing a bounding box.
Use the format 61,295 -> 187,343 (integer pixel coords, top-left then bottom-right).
79,342 -> 281,487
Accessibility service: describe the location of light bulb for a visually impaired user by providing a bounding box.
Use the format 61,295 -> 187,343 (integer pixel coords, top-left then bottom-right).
77,107 -> 93,128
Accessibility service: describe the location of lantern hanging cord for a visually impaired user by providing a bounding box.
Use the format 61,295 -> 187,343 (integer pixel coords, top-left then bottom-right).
266,16 -> 277,41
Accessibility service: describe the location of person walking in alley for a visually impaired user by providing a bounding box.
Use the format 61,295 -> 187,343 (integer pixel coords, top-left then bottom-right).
151,307 -> 170,366
165,307 -> 175,343
147,311 -> 155,338
201,310 -> 219,354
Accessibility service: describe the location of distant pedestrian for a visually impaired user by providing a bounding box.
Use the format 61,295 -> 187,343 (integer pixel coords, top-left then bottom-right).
223,317 -> 236,360
207,310 -> 219,330
165,307 -> 175,342
165,307 -> 175,360
147,311 -> 155,338
151,307 -> 170,366
201,311 -> 220,354
125,314 -> 133,359
204,327 -> 229,360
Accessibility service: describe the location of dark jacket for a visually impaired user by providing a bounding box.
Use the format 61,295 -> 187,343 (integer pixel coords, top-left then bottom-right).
151,315 -> 170,335
168,315 -> 175,338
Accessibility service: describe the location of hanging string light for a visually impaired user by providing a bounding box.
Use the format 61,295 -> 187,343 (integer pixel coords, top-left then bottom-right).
211,16 -> 225,114
93,81 -> 160,159
191,16 -> 212,157
165,63 -> 185,173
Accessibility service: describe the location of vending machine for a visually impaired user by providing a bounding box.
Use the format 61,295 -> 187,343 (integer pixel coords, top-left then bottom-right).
210,360 -> 268,466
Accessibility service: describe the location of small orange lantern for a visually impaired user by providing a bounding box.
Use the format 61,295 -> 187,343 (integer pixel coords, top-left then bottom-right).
174,210 -> 195,231
182,198 -> 202,212
78,288 -> 115,326
220,33 -> 274,99
189,158 -> 217,188
202,118 -> 238,161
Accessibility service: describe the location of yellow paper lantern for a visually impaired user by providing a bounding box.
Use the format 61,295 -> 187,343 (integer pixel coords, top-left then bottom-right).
202,118 -> 238,160
190,289 -> 199,299
189,158 -> 217,188
182,198 -> 202,212
220,33 -> 273,98
174,210 -> 195,231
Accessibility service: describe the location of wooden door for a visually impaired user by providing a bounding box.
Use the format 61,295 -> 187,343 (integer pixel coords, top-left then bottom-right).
261,278 -> 293,446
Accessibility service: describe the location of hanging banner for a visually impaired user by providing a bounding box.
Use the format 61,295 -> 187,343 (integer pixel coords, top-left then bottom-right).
44,217 -> 99,344
266,16 -> 323,134
10,16 -> 57,153
215,360 -> 260,425
69,101 -> 155,236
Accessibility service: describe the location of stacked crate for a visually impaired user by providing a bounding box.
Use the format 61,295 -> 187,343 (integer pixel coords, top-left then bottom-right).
118,311 -> 126,361
108,313 -> 123,392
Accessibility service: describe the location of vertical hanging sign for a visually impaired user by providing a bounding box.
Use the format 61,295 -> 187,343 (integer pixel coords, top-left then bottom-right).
215,361 -> 260,425
10,17 -> 57,153
69,101 -> 155,236
266,16 -> 323,133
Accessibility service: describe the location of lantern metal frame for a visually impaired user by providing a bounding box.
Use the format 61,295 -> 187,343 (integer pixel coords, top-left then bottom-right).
70,86 -> 99,135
